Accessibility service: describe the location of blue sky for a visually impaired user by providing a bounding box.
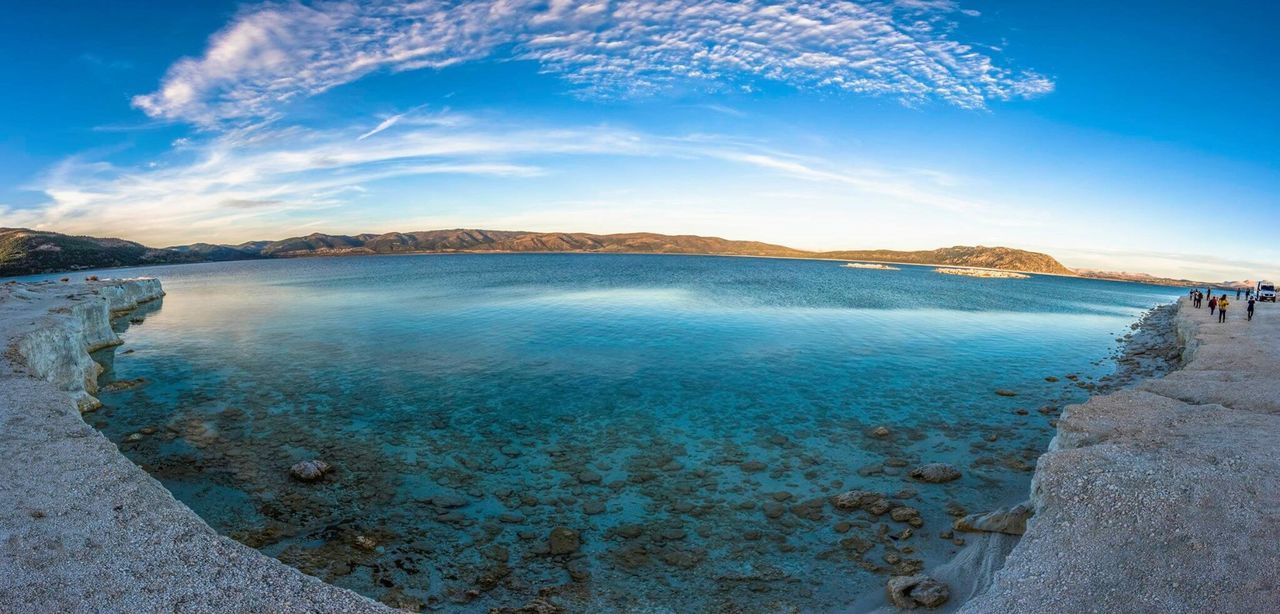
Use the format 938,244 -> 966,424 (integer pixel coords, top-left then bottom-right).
1,0 -> 1276,280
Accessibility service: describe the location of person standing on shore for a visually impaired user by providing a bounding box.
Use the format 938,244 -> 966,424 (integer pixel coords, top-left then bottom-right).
1209,295 -> 1218,315
1218,295 -> 1230,323
1237,288 -> 1243,300
1248,297 -> 1256,321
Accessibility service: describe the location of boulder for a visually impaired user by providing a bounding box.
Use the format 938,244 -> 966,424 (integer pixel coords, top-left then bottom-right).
953,501 -> 1033,535
289,459 -> 331,482
886,575 -> 950,609
909,463 -> 962,483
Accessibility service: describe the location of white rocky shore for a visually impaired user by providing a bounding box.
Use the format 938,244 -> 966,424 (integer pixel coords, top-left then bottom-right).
0,279 -> 386,612
957,297 -> 1280,612
934,267 -> 1030,279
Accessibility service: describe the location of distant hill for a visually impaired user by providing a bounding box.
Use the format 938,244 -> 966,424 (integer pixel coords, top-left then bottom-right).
0,228 -> 199,276
1074,269 -> 1255,289
1,226 -> 1075,277
822,246 -> 1074,276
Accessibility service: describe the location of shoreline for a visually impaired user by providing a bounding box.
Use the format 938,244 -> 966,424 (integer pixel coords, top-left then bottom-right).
7,249 -> 1162,286
0,279 -> 386,612
952,297 -> 1280,611
3,278 -> 1218,612
867,299 -> 1185,611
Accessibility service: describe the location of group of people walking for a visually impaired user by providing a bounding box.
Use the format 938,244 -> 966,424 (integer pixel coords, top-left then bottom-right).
1191,288 -> 1256,322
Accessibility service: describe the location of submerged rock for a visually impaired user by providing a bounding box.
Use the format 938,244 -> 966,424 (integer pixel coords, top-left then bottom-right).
890,505 -> 923,527
953,501 -> 1033,535
431,494 -> 469,508
886,574 -> 950,609
289,459 -> 331,482
548,527 -> 581,555
101,377 -> 146,393
994,389 -> 1019,397
909,463 -> 962,483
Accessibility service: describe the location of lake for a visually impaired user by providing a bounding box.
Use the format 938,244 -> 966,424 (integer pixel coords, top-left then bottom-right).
63,253 -> 1181,611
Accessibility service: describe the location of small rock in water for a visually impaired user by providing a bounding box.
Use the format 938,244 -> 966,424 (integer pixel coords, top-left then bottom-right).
869,426 -> 892,438
890,506 -> 923,527
124,433 -> 144,443
994,389 -> 1018,397
548,527 -> 581,555
886,574 -> 950,609
289,460 -> 331,482
1044,376 -> 1059,382
909,463 -> 962,483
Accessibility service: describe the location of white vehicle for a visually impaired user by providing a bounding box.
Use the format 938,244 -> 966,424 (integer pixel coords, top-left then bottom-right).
1257,281 -> 1277,302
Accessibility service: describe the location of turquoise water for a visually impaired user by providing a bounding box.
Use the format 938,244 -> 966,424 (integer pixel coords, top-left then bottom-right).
72,254 -> 1179,611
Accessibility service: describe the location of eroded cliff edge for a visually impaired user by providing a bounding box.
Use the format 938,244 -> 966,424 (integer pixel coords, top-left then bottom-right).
0,279 -> 386,612
960,297 -> 1280,612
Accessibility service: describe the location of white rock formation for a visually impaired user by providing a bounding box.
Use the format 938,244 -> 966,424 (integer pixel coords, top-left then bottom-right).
11,278 -> 164,412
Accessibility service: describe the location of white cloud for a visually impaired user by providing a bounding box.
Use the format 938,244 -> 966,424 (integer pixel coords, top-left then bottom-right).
133,0 -> 1052,127
2,112 -> 988,245
357,113 -> 404,141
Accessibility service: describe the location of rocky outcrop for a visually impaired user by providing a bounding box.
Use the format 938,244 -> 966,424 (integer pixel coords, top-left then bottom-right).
0,279 -> 386,612
10,278 -> 164,412
960,298 -> 1280,612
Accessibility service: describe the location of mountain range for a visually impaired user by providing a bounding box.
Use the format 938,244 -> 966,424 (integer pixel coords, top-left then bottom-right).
0,226 -> 1092,279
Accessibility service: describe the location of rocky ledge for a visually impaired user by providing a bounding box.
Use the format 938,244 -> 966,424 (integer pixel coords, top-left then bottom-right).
0,279 -> 386,612
960,297 -> 1280,612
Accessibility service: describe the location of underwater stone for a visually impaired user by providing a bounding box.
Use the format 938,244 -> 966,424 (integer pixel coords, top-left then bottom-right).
431,494 -> 468,508
909,463 -> 962,483
548,527 -> 581,555
289,460 -> 331,482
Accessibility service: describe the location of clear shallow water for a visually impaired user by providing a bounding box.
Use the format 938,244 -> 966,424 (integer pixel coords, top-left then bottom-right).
66,254 -> 1179,611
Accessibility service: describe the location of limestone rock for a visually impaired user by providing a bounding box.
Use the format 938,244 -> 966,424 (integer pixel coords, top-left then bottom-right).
887,574 -> 950,609
289,460 -> 331,482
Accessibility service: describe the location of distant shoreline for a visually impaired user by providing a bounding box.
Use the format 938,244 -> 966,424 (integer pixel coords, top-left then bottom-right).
8,249 -> 1191,289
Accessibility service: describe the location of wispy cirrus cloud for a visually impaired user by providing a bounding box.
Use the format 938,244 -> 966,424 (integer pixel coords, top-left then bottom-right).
1,111 -> 987,245
133,0 -> 1052,127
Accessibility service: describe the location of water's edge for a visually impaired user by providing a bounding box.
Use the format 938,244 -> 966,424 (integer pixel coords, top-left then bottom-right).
890,300 -> 1187,612
0,278 -> 387,612
957,296 -> 1280,612
1,277 -> 1186,612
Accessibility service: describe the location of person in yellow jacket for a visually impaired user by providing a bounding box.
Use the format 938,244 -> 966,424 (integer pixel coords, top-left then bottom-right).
1218,295 -> 1230,323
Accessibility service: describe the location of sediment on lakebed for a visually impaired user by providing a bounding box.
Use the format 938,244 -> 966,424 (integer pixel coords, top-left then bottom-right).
954,297 -> 1280,612
0,278 -> 387,612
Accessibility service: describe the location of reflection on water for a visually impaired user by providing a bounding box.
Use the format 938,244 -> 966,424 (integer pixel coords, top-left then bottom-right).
76,254 -> 1180,612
